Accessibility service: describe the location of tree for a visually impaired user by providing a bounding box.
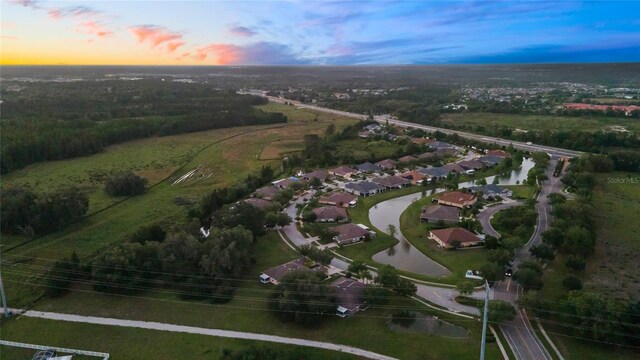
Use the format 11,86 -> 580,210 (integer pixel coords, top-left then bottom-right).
483,300 -> 517,324
104,171 -> 148,196
530,243 -> 555,262
514,261 -> 543,291
309,176 -> 322,188
268,270 -> 335,325
564,255 -> 586,271
348,261 -> 371,282
562,275 -> 583,291
363,286 -> 390,306
483,236 -> 501,250
211,202 -> 266,238
376,265 -> 400,288
457,281 -> 475,297
394,278 -> 417,297
480,261 -> 505,282
487,248 -> 512,266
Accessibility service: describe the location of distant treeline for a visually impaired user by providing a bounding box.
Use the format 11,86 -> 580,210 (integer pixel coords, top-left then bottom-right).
1,81 -> 286,173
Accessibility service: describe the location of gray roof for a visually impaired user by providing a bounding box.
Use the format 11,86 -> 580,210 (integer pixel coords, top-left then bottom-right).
420,205 -> 460,222
331,277 -> 367,311
428,141 -> 455,149
373,176 -> 411,188
345,181 -> 384,193
478,155 -> 503,165
418,166 -> 450,178
330,223 -> 370,242
356,162 -> 382,172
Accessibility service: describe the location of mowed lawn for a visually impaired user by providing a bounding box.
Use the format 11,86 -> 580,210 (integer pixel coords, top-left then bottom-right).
2,232 -> 501,360
399,194 -> 487,283
441,112 -> 640,133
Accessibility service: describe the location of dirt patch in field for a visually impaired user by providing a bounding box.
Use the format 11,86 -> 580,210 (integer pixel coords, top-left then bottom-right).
260,139 -> 304,160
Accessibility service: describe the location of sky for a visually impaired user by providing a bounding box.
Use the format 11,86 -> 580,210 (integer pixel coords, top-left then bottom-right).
1,0 -> 639,65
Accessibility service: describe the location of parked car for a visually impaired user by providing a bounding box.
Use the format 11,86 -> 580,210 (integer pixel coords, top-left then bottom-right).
465,269 -> 483,280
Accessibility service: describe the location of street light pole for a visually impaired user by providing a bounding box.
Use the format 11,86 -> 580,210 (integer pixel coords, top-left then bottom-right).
480,280 -> 489,360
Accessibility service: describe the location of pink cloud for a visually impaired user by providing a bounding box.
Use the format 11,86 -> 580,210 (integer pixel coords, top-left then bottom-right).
194,44 -> 241,64
167,41 -> 186,53
129,25 -> 184,51
78,21 -> 113,38
48,6 -> 102,20
193,42 -> 306,65
228,24 -> 257,37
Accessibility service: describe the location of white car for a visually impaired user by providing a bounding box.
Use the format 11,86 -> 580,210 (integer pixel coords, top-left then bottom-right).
465,270 -> 483,280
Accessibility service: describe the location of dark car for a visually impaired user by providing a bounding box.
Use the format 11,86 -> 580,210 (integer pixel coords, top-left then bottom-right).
505,268 -> 513,277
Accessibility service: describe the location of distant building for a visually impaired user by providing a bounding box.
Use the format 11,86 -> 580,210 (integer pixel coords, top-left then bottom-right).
398,155 -> 418,163
442,163 -> 465,174
486,149 -> 511,158
301,170 -> 328,182
418,166 -> 450,180
244,198 -> 274,210
376,159 -> 397,170
458,160 -> 486,171
372,176 -> 411,189
329,166 -> 357,178
260,258 -> 324,285
469,184 -> 513,199
400,170 -> 429,185
477,155 -> 503,167
253,186 -> 280,201
355,162 -> 382,173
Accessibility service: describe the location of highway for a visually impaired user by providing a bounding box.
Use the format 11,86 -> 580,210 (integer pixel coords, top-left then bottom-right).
254,94 -> 583,158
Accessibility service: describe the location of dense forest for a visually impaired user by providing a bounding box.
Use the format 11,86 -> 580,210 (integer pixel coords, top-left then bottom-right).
0,80 -> 287,173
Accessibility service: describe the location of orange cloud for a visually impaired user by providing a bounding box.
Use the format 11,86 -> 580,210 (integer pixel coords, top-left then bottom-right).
194,44 -> 241,64
166,41 -> 185,53
130,25 -> 183,50
78,21 -> 113,38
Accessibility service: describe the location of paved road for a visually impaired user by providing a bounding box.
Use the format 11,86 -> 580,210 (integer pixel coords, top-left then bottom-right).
5,309 -> 398,360
493,159 -> 563,360
500,308 -> 553,360
254,94 -> 583,158
282,190 -> 316,247
415,285 -> 488,316
477,201 -> 524,238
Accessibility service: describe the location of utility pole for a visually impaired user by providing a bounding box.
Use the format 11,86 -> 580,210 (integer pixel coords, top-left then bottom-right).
0,269 -> 8,318
480,280 -> 489,360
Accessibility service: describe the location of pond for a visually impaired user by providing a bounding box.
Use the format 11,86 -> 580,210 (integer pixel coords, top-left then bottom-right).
370,158 -> 534,277
387,311 -> 469,338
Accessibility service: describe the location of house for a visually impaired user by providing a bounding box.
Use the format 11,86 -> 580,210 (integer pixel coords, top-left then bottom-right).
478,155 -> 503,167
487,149 -> 511,158
330,223 -> 374,245
312,206 -> 349,222
436,191 -> 477,208
434,148 -> 457,157
418,166 -> 450,180
302,170 -> 328,182
442,163 -> 466,174
355,162 -> 382,173
376,159 -> 397,170
458,160 -> 486,171
429,227 -> 483,248
365,123 -> 382,132
420,205 -> 460,224
372,176 -> 411,189
428,141 -> 455,150
332,277 -> 367,318
260,258 -> 324,285
345,181 -> 385,196
244,197 -> 274,210
417,152 -> 438,160
358,130 -> 371,138
398,155 -> 418,163
253,186 -> 280,201
272,177 -> 304,189
469,184 -> 513,199
318,191 -> 358,208
400,170 -> 429,185
329,166 -> 357,178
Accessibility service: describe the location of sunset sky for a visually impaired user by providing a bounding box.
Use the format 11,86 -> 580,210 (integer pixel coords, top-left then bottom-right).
2,0 -> 639,65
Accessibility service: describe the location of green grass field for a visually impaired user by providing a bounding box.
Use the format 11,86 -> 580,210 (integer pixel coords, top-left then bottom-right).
504,184 -> 536,199
441,113 -> 640,133
588,172 -> 640,300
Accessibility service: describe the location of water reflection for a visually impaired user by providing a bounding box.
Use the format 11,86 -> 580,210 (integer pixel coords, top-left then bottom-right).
388,311 -> 469,338
370,158 -> 534,277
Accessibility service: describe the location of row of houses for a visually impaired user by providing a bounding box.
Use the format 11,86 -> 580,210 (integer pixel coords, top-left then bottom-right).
260,258 -> 367,318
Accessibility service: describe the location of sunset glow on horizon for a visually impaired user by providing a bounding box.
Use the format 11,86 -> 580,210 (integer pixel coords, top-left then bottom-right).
2,0 -> 639,66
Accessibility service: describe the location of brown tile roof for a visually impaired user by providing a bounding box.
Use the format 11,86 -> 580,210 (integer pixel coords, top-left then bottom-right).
330,166 -> 356,177
458,160 -> 486,170
244,198 -> 273,210
442,163 -> 466,173
487,149 -> 511,158
330,223 -> 369,243
312,206 -> 348,221
254,186 -> 280,200
400,170 -> 427,183
262,258 -> 308,282
398,155 -> 418,163
430,227 -> 481,245
376,159 -> 397,169
411,137 -> 436,145
437,191 -> 476,205
318,191 -> 357,206
302,170 -> 328,181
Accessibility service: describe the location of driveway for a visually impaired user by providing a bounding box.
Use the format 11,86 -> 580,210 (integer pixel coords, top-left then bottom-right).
477,201 -> 524,238
282,190 -> 316,247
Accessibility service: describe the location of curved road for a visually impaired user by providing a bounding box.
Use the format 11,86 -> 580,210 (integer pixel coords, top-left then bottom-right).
6,309 -> 398,360
477,201 -> 524,238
